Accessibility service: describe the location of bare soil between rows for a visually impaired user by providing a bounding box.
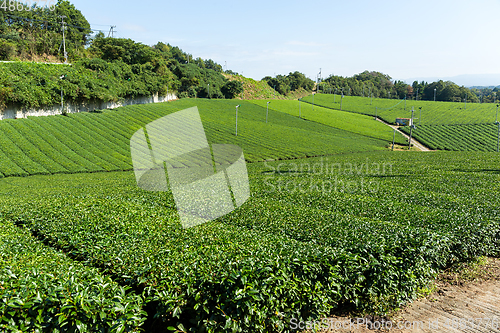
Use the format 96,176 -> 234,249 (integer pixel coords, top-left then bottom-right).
315,258 -> 500,332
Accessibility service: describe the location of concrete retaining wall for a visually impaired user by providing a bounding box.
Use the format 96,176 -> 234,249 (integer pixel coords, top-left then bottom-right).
0,92 -> 178,120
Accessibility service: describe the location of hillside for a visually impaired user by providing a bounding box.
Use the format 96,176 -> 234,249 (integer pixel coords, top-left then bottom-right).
302,93 -> 500,125
223,73 -> 312,100
249,99 -> 406,144
0,99 -> 390,177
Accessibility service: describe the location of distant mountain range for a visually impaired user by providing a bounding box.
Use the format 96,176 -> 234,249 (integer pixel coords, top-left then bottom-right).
404,74 -> 500,88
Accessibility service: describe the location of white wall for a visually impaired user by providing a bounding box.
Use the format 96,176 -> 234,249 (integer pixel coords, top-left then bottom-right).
0,92 -> 178,120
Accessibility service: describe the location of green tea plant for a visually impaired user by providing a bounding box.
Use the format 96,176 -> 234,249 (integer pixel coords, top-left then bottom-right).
1,150 -> 499,331
0,100 -> 391,177
249,100 -> 406,144
401,123 -> 498,151
0,217 -> 146,332
301,94 -> 499,125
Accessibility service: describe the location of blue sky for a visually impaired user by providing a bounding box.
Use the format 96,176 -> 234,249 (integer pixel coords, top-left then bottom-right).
71,0 -> 500,83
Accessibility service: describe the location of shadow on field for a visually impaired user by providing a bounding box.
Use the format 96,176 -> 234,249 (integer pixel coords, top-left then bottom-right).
452,168 -> 500,174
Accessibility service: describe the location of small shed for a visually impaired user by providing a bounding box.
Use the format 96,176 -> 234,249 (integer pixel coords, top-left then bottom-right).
395,118 -> 412,126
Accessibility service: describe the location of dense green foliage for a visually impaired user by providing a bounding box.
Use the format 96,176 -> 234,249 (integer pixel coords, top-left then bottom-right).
411,80 -> 479,102
0,59 -> 174,109
0,99 -> 389,177
0,216 -> 146,332
318,71 -> 479,102
0,0 -> 90,61
470,86 -> 500,103
0,0 -> 261,107
401,123 -> 500,151
301,93 -> 499,125
221,80 -> 243,99
249,100 -> 406,144
1,151 -> 500,331
262,72 -> 315,95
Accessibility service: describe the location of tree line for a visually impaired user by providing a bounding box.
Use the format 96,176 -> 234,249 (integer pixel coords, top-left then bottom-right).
0,0 -> 246,104
317,71 -> 497,104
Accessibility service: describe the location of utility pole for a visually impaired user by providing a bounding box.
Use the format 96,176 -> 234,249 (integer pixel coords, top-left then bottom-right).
434,88 -> 436,102
235,105 -> 240,136
419,107 -> 422,126
59,16 -> 67,63
497,121 -> 500,153
464,93 -> 467,109
108,25 -> 116,38
266,101 -> 270,123
299,99 -> 301,118
317,68 -> 322,91
496,104 -> 499,123
207,84 -> 210,99
408,107 -> 415,150
340,91 -> 344,110
392,128 -> 396,150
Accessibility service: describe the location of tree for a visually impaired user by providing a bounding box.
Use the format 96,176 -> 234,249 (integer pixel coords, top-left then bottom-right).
262,71 -> 313,95
55,0 -> 91,46
441,82 -> 461,102
394,81 -> 409,99
221,80 -> 243,99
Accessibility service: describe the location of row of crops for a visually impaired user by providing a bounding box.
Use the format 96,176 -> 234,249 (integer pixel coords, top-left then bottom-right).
0,99 -> 393,178
302,93 -> 500,125
248,100 -> 405,144
400,123 -> 499,151
2,150 -> 500,331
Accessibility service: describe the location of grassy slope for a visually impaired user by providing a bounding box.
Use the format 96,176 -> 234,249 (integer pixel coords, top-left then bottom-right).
301,93 -> 499,125
223,74 -> 311,100
249,99 -> 407,144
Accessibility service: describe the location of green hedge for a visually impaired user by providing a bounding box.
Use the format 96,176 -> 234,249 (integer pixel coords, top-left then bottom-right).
0,218 -> 146,332
1,150 -> 499,331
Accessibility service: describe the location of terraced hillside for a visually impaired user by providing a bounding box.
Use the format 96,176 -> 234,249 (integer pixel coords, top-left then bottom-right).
249,99 -> 406,143
401,123 -> 499,151
2,100 -> 500,332
301,93 -> 499,125
0,99 -> 392,178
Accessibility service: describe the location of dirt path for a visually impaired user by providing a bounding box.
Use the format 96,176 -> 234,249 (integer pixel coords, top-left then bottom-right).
311,258 -> 500,332
376,118 -> 432,152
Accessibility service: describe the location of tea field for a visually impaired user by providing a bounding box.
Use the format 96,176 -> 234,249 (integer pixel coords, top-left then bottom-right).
248,100 -> 405,143
2,149 -> 500,331
400,123 -> 499,151
0,99 -> 391,177
301,93 -> 499,125
1,100 -> 500,332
